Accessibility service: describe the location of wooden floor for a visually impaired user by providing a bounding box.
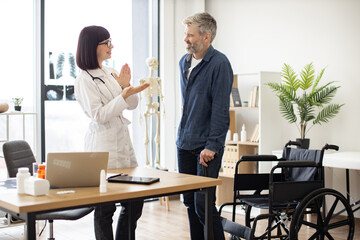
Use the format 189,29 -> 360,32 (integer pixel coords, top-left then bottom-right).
0,198 -> 359,240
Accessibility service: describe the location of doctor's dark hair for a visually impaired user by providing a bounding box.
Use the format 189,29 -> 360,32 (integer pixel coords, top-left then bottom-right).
76,26 -> 110,70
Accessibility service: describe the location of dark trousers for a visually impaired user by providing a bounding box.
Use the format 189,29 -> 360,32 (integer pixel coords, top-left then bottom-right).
94,200 -> 144,240
177,147 -> 225,240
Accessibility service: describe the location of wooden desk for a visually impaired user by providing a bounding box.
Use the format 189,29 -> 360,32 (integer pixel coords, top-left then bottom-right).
0,167 -> 222,240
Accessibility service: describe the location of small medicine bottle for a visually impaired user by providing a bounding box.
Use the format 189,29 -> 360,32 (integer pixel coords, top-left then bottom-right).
37,164 -> 46,179
240,124 -> 247,142
17,167 -> 30,194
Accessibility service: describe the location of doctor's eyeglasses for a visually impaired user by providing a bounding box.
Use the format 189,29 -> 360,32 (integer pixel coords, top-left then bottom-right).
98,39 -> 112,48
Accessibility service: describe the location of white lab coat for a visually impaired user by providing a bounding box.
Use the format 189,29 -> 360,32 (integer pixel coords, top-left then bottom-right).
75,66 -> 138,169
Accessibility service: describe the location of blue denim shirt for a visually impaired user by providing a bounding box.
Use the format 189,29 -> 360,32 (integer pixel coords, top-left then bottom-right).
176,45 -> 233,153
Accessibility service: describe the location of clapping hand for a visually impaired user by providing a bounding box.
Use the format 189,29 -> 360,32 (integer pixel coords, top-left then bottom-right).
113,63 -> 150,99
113,63 -> 131,88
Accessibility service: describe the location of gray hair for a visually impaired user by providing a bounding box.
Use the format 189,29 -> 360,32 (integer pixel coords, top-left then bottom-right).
183,12 -> 217,43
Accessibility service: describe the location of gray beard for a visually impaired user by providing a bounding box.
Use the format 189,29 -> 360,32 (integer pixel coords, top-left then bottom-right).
186,48 -> 195,54
186,42 -> 204,55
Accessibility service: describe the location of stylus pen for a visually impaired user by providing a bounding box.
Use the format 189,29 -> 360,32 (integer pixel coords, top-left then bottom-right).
108,173 -> 128,178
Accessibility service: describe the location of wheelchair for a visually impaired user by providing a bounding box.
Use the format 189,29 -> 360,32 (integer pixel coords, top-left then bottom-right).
219,141 -> 355,240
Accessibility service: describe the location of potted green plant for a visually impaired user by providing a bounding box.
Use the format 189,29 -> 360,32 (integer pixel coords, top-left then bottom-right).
266,63 -> 344,148
12,97 -> 23,111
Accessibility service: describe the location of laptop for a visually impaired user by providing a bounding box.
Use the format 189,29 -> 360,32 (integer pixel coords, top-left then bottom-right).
46,152 -> 109,188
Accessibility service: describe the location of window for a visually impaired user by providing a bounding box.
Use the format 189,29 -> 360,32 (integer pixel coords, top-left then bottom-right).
0,1 -> 35,109
43,0 -> 133,154
0,0 -> 37,154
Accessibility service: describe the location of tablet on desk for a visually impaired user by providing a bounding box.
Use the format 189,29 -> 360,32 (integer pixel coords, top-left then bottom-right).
107,175 -> 160,185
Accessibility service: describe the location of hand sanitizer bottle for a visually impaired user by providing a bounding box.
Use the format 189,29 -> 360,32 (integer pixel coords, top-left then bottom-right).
226,129 -> 231,141
241,124 -> 247,142
99,169 -> 107,193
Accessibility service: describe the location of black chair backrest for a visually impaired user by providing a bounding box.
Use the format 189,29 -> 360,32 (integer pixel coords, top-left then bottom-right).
282,147 -> 323,182
3,140 -> 36,177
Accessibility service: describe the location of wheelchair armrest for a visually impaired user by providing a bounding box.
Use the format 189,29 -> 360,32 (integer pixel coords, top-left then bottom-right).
240,155 -> 278,162
275,160 -> 317,168
237,155 -> 280,174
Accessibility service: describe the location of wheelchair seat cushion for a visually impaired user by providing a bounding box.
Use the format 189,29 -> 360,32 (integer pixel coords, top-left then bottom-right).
241,196 -> 298,209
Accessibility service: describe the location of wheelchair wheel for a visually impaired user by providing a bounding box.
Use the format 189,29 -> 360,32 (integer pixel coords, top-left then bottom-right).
289,188 -> 354,240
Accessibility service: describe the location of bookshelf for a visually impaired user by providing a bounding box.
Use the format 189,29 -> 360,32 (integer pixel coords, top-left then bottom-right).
217,72 -> 282,206
228,72 -> 282,158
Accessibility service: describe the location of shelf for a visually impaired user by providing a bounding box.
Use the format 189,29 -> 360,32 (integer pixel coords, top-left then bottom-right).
225,140 -> 259,146
219,170 -> 257,178
219,171 -> 234,178
0,112 -> 38,157
0,112 -> 37,116
230,106 -> 258,111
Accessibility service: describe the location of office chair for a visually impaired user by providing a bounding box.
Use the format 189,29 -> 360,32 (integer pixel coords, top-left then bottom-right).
3,140 -> 94,240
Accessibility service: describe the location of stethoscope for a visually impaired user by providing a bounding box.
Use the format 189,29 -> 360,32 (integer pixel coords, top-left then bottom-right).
85,70 -> 105,83
85,69 -> 117,83
85,70 -> 116,100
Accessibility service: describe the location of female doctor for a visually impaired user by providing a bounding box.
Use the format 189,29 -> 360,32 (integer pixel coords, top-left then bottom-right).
75,25 -> 149,240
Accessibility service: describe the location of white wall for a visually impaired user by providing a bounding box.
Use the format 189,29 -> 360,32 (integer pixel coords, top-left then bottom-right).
207,0 -> 360,150
161,0 -> 360,218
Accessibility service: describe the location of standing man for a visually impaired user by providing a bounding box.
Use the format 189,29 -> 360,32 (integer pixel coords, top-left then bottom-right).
176,12 -> 233,240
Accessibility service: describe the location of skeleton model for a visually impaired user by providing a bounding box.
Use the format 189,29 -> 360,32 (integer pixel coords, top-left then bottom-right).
140,57 -> 164,168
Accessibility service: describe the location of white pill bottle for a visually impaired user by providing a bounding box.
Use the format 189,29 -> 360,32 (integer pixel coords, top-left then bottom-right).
17,167 -> 31,194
